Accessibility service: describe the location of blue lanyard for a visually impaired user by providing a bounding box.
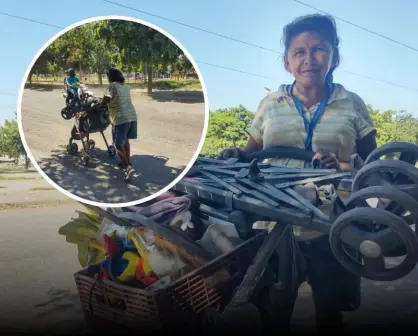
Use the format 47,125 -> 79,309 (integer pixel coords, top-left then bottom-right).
290,81 -> 333,151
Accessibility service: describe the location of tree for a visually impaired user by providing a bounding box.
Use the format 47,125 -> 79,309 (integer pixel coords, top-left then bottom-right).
28,19 -> 193,90
101,20 -> 183,94
200,104 -> 418,158
200,105 -> 254,157
174,54 -> 194,78
0,116 -> 30,170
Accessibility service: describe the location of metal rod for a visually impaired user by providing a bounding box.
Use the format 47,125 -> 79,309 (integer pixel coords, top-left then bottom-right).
275,173 -> 351,189
237,178 -> 312,215
200,170 -> 243,196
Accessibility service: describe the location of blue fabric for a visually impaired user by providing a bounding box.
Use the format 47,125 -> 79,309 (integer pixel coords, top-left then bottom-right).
66,76 -> 80,87
290,81 -> 334,151
67,86 -> 78,102
112,121 -> 138,147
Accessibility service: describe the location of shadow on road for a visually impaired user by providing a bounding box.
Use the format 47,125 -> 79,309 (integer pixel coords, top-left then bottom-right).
24,84 -> 56,92
0,170 -> 37,174
37,145 -> 182,203
147,91 -> 204,104
34,289 -> 80,318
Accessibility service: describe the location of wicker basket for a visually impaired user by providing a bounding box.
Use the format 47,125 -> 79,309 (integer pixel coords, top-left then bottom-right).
74,230 -> 266,331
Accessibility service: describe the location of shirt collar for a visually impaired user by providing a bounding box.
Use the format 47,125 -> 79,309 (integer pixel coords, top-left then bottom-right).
275,82 -> 350,105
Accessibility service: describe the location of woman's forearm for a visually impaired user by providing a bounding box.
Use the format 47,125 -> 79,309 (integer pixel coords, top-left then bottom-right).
243,136 -> 263,154
338,161 -> 352,172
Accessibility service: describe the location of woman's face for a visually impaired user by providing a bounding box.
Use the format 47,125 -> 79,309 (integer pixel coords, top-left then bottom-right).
285,31 -> 334,87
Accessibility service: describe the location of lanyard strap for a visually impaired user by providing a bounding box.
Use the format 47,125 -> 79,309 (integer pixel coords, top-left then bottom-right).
290,81 -> 333,151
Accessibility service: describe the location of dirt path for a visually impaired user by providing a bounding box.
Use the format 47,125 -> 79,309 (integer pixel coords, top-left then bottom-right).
20,85 -> 206,204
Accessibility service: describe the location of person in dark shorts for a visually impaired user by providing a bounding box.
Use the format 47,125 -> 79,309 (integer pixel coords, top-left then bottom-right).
218,14 -> 377,332
101,67 -> 139,181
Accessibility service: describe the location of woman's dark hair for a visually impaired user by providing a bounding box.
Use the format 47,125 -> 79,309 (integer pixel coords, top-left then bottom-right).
107,67 -> 125,84
282,14 -> 340,84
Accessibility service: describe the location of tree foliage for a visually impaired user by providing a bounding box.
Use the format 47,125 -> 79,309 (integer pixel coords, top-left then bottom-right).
200,105 -> 418,158
200,105 -> 254,157
29,20 -> 194,93
0,116 -> 30,169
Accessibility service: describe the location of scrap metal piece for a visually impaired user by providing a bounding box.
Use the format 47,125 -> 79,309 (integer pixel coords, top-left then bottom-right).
275,172 -> 351,189
196,156 -> 240,165
248,159 -> 263,181
200,162 -> 271,170
261,167 -> 337,174
236,178 -> 312,215
226,181 -> 280,207
263,172 -> 329,181
283,187 -> 329,221
200,166 -> 239,176
200,170 -> 243,197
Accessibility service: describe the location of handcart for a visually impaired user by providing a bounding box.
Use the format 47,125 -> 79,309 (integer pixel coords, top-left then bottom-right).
66,101 -> 117,166
71,141 -> 418,332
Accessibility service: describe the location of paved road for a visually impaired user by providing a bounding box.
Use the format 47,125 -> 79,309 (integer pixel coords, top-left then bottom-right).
0,174 -> 73,209
0,205 -> 86,334
21,85 -> 206,204
1,201 -> 418,332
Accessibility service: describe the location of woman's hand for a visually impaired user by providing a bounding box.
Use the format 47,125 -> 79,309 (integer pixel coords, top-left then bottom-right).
312,149 -> 340,170
217,147 -> 245,160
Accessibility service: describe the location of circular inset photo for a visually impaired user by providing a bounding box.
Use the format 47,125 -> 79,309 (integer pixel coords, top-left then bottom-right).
18,16 -> 208,207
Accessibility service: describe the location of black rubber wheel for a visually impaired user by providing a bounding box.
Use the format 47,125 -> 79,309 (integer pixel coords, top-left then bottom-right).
244,146 -> 315,163
365,141 -> 418,165
69,143 -> 78,155
88,140 -> 95,149
108,145 -> 116,157
329,207 -> 418,281
61,107 -> 72,120
352,159 -> 418,192
344,185 -> 418,256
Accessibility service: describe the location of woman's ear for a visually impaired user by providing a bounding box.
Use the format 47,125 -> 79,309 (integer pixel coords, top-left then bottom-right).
284,56 -> 292,74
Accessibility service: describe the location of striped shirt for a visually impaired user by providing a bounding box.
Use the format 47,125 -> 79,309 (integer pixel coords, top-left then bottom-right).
104,82 -> 138,126
247,83 -> 376,240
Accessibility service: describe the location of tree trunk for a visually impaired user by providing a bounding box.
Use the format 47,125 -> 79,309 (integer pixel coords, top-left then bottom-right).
98,72 -> 103,85
24,155 -> 30,171
147,65 -> 153,95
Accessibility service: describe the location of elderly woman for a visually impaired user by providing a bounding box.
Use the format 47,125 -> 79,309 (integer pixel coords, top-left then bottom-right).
102,67 -> 139,181
219,14 -> 378,332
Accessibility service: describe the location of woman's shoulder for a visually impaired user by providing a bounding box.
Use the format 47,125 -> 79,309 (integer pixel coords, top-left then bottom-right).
333,83 -> 367,108
257,84 -> 289,110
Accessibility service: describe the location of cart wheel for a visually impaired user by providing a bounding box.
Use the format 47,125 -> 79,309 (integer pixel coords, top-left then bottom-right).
61,107 -> 72,120
81,155 -> 89,166
108,145 -> 116,157
68,143 -> 78,155
88,140 -> 95,149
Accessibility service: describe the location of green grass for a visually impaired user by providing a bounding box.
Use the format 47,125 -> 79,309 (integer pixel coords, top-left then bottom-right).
0,167 -> 28,173
26,78 -> 202,91
0,176 -> 41,181
28,187 -> 55,191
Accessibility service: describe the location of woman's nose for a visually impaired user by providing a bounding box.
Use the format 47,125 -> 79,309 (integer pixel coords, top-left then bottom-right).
303,51 -> 316,65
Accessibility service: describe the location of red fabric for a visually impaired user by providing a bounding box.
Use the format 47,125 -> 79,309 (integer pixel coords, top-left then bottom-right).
135,258 -> 158,285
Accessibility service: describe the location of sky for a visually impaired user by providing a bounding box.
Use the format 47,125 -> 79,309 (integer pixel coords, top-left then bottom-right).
1,0 -> 418,127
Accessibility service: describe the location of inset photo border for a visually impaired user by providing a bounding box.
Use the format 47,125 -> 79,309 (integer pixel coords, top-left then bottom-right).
17,15 -> 209,208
